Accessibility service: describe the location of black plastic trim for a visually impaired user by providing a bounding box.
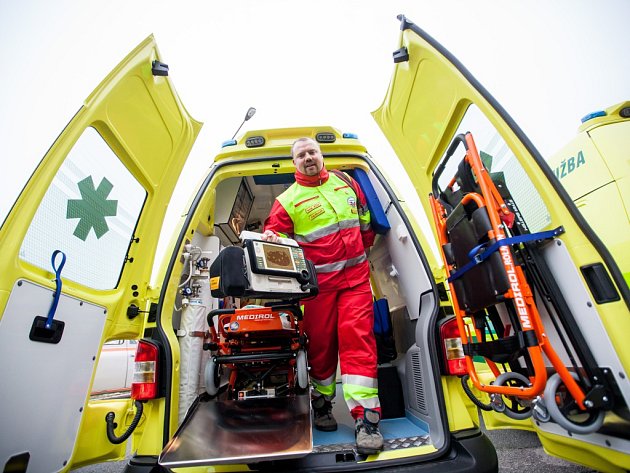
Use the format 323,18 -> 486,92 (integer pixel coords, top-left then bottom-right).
151,60 -> 169,77
393,46 -> 409,63
316,132 -> 336,143
29,316 -> 65,344
581,263 -> 621,304
245,136 -> 265,148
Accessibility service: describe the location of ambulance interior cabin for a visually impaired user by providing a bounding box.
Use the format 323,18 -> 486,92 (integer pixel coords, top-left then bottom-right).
162,124 -> 630,466
166,160 -> 445,462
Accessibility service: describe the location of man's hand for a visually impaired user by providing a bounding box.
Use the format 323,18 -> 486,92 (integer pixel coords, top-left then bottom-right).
261,230 -> 279,243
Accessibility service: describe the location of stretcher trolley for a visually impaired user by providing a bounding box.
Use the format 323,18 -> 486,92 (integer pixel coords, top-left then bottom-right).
204,231 -> 318,401
429,132 -> 612,433
159,232 -> 318,467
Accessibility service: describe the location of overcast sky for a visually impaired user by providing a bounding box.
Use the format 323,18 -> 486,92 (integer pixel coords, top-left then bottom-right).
1,0 -> 628,244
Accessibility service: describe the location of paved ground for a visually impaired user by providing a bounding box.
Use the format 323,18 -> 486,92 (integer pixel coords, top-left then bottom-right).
484,428 -> 597,473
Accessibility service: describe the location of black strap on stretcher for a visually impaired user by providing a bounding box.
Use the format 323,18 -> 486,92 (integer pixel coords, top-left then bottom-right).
463,329 -> 539,364
448,226 -> 564,283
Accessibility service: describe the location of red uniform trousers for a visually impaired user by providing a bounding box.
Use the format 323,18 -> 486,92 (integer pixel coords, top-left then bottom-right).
302,277 -> 380,419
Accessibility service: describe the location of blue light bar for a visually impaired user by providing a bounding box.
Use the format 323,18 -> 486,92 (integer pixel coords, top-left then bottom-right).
221,139 -> 238,148
580,110 -> 606,123
342,132 -> 359,139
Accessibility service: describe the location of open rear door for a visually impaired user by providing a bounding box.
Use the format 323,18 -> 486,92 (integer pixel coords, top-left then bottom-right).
373,15 -> 630,473
0,36 -> 200,471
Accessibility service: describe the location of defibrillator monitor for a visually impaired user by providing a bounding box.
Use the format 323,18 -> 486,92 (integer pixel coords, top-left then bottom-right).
233,231 -> 317,298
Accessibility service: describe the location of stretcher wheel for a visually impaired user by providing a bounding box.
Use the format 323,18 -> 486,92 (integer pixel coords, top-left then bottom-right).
544,373 -> 605,434
296,349 -> 308,390
491,372 -> 532,420
204,356 -> 220,396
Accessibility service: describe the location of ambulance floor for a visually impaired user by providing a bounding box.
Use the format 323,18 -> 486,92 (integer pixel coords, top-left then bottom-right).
312,383 -> 431,453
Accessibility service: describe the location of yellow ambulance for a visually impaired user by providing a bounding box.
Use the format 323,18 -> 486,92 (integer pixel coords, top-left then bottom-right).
0,15 -> 628,473
547,101 -> 630,290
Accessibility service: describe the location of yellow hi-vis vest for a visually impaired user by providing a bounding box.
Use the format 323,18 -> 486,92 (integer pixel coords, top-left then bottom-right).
276,172 -> 371,286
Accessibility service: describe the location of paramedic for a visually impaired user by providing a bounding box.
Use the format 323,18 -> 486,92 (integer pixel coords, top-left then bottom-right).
261,137 -> 383,454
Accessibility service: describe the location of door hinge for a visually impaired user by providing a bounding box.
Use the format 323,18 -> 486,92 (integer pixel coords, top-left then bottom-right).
152,60 -> 169,76
393,46 -> 409,63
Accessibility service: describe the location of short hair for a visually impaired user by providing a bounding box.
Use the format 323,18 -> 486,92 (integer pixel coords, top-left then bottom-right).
291,137 -> 320,158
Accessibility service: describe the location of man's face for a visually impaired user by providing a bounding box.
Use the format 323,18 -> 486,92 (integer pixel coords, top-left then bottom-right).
292,139 -> 324,176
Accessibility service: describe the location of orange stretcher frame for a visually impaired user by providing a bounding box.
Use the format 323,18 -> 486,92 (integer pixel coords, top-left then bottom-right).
206,304 -> 305,399
429,132 -> 587,409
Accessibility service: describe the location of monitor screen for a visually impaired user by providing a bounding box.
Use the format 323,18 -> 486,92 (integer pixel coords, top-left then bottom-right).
252,240 -> 298,273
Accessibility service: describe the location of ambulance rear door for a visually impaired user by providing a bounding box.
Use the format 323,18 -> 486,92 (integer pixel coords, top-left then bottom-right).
0,35 -> 200,471
373,15 -> 630,473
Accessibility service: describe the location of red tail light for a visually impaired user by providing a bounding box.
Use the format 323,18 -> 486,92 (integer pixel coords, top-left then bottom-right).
440,317 -> 467,376
131,340 -> 159,400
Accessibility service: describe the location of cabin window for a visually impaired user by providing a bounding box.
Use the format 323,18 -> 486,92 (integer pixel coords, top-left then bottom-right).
19,127 -> 146,289
436,105 -> 551,233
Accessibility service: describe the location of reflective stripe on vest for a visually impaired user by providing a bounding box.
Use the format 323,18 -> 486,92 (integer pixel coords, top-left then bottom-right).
277,173 -> 366,238
315,254 -> 367,273
294,219 -> 360,243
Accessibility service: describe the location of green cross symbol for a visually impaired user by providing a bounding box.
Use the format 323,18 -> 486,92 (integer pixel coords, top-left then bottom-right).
66,176 -> 118,241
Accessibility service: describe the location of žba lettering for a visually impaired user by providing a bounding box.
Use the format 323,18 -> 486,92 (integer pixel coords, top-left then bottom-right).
553,150 -> 586,180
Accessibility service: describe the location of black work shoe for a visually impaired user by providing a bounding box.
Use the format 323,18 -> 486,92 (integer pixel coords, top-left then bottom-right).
312,396 -> 338,431
355,408 -> 384,455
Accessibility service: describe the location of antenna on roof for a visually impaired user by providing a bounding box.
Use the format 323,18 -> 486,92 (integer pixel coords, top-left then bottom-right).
231,107 -> 257,140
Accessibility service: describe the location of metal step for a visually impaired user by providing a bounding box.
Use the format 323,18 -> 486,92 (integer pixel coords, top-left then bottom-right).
159,394 -> 312,468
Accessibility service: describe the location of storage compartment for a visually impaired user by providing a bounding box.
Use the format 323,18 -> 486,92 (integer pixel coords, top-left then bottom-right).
213,177 -> 254,246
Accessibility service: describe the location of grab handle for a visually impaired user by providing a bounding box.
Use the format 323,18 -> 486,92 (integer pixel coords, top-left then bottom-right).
29,250 -> 67,344
432,133 -> 468,198
46,250 -> 66,328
